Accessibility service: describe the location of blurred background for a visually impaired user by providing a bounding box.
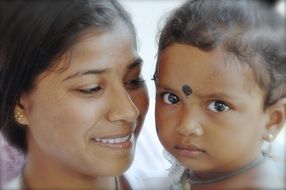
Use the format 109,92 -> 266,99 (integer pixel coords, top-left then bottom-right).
121,0 -> 182,175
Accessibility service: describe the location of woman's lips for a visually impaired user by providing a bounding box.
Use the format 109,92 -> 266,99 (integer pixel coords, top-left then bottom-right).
92,133 -> 134,149
174,144 -> 206,157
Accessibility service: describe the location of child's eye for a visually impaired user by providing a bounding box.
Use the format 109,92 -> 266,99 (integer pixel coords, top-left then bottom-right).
125,77 -> 145,89
207,101 -> 229,112
161,92 -> 180,105
79,86 -> 102,95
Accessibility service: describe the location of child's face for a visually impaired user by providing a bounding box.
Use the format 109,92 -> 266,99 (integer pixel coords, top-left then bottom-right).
155,43 -> 268,173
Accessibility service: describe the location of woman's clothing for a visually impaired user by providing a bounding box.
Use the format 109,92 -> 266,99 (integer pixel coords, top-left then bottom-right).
2,170 -> 145,190
2,174 -> 22,190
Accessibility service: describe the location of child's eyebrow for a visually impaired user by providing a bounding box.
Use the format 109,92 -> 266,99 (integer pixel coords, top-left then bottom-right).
156,82 -> 235,100
155,83 -> 174,92
197,92 -> 233,100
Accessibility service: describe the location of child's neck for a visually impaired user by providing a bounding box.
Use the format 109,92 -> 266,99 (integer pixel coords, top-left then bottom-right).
189,153 -> 266,185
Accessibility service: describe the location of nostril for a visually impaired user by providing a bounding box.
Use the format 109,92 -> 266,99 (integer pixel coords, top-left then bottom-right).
176,126 -> 189,136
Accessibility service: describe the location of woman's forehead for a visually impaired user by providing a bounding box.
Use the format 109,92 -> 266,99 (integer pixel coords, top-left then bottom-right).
34,25 -> 138,85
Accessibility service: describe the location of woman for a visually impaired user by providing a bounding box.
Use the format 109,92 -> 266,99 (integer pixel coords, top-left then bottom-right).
0,0 -> 149,189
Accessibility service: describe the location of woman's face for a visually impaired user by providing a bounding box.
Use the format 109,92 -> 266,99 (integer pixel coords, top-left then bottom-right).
155,43 -> 268,174
18,23 -> 149,176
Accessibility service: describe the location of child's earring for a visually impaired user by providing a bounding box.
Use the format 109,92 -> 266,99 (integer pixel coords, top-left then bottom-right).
15,111 -> 24,121
263,133 -> 274,158
265,134 -> 274,142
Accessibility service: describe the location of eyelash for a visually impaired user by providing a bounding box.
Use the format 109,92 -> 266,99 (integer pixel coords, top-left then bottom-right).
159,91 -> 231,112
124,77 -> 145,89
77,77 -> 144,96
79,86 -> 102,95
160,92 -> 180,105
207,100 -> 230,112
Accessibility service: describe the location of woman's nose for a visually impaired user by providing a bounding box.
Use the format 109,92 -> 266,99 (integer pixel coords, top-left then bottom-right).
107,88 -> 139,123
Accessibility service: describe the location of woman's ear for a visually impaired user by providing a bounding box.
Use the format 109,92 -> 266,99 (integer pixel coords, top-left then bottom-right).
14,95 -> 30,126
263,98 -> 286,142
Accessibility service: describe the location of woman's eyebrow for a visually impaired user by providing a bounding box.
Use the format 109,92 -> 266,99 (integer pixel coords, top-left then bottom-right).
63,68 -> 108,82
127,57 -> 143,70
63,58 -> 142,82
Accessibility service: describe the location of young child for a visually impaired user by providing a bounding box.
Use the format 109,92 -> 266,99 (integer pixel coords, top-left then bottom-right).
154,0 -> 286,189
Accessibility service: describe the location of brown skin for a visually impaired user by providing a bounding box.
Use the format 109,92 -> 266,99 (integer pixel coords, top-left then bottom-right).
15,22 -> 149,189
155,43 -> 286,189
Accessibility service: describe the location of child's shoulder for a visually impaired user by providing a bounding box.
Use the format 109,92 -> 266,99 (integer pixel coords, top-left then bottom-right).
224,158 -> 284,189
253,158 -> 285,189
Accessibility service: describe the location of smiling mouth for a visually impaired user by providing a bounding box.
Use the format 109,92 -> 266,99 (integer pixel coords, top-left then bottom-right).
91,133 -> 134,149
93,134 -> 132,144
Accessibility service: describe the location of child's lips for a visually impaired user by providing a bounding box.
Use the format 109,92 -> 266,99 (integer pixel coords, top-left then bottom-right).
174,144 -> 206,157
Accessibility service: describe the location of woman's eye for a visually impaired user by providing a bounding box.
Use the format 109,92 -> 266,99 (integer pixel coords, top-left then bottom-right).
161,92 -> 180,105
125,78 -> 145,89
79,86 -> 102,95
207,101 -> 230,112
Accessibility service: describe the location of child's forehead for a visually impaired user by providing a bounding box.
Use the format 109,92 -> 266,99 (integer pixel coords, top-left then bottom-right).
158,44 -> 261,95
159,44 -> 246,74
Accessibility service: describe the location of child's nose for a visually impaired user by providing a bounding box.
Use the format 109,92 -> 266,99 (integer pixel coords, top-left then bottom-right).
107,88 -> 139,124
175,109 -> 203,136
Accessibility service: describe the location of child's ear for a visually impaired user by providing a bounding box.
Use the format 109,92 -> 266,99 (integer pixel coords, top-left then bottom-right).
14,95 -> 30,126
263,98 -> 286,142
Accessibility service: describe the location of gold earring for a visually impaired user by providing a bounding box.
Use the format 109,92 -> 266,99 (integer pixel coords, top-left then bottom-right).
15,112 -> 24,120
265,134 -> 274,142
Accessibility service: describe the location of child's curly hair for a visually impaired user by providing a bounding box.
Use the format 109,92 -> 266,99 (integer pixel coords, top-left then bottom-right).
157,0 -> 286,109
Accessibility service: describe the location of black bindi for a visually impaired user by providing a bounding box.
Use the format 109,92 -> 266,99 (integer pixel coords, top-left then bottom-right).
182,85 -> 192,97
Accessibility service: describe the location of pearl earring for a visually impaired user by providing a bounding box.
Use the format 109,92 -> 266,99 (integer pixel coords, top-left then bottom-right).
15,112 -> 24,120
265,134 -> 274,142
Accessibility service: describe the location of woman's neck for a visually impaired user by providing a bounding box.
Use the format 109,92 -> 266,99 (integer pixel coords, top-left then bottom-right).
23,153 -> 117,189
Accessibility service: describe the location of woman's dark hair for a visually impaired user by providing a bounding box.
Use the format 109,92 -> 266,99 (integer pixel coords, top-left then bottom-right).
157,0 -> 286,109
0,0 -> 136,153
